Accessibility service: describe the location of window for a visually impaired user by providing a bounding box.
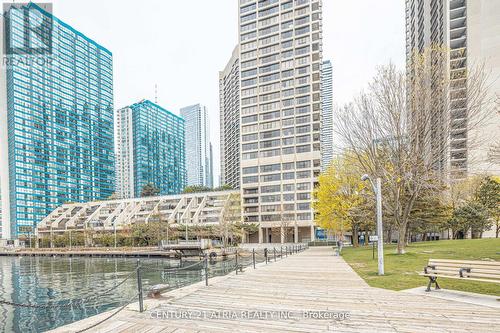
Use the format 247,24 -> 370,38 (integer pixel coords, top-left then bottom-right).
243,176 -> 258,184
296,145 -> 311,154
241,12 -> 257,23
242,142 -> 258,151
261,173 -> 280,182
295,26 -> 310,36
261,163 -> 280,173
260,149 -> 280,158
261,185 -> 280,193
242,133 -> 258,142
296,160 -> 311,169
242,114 -> 258,124
297,182 -> 310,191
260,129 -> 280,139
242,78 -> 257,87
241,68 -> 257,78
243,166 -> 258,174
296,170 -> 311,178
282,162 -> 294,170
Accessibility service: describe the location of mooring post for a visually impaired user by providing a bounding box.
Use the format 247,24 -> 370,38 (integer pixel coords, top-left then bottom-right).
252,248 -> 256,269
136,259 -> 144,313
204,254 -> 209,286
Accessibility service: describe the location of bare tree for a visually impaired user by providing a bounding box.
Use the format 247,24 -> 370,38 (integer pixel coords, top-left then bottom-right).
335,47 -> 496,254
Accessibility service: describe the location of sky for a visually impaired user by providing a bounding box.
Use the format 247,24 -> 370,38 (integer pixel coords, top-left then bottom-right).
49,0 -> 406,186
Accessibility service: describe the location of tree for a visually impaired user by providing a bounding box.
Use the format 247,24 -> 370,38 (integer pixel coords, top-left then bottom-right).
335,48 -> 495,254
215,184 -> 234,191
183,185 -> 212,193
448,202 -> 492,239
314,154 -> 366,245
141,183 -> 160,197
476,176 -> 500,237
214,193 -> 241,246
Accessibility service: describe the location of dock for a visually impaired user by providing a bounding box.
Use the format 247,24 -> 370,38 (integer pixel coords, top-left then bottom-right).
51,246 -> 500,332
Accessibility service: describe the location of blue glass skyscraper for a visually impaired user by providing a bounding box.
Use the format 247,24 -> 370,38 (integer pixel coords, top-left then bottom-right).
0,3 -> 114,239
115,100 -> 186,198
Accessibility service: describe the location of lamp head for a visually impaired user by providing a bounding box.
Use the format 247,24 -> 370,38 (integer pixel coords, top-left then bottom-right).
361,174 -> 370,182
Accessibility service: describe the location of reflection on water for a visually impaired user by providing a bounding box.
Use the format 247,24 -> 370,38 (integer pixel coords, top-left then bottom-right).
0,255 -> 239,332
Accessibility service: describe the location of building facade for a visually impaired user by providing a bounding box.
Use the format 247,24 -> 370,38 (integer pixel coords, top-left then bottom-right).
115,100 -> 186,198
180,104 -> 213,188
238,0 -> 323,243
320,60 -> 333,170
37,190 -> 240,237
219,45 -> 241,189
405,0 -> 500,179
0,3 -> 114,239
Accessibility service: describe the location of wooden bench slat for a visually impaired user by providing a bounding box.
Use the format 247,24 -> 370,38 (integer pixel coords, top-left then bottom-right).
428,262 -> 500,270
422,273 -> 500,284
466,272 -> 500,280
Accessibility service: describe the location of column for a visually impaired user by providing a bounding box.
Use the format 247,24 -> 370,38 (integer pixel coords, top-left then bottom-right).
280,226 -> 284,244
258,227 -> 263,244
310,225 -> 315,241
294,225 -> 299,243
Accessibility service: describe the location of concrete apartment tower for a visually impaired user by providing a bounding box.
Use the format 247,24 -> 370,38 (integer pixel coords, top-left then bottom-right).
238,0 -> 323,243
321,60 -> 333,170
115,100 -> 186,198
406,0 -> 500,179
180,104 -> 213,188
219,45 -> 241,189
1,3 -> 114,240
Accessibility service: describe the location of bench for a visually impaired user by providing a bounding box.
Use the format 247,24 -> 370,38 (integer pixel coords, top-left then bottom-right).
421,259 -> 500,292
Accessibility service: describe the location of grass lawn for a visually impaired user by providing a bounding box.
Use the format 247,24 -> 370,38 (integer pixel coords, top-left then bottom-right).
341,238 -> 500,296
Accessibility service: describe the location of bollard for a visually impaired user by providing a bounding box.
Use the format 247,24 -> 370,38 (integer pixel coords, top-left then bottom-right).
204,254 -> 209,286
264,248 -> 268,264
235,251 -> 239,275
273,248 -> 276,262
280,246 -> 283,259
136,259 -> 144,313
252,249 -> 256,269
285,245 -> 288,257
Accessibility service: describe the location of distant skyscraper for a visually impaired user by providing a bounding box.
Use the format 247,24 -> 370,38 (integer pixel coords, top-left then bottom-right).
0,3 -> 114,239
180,104 -> 213,188
219,45 -> 241,189
321,60 -> 333,170
238,0 -> 323,243
115,100 -> 186,198
406,0 -> 500,179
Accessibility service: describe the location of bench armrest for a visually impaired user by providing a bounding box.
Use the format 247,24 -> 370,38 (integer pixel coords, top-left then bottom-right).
459,267 -> 471,278
424,265 -> 436,274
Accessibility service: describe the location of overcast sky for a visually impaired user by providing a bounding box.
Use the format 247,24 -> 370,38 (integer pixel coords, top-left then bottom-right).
49,0 -> 405,185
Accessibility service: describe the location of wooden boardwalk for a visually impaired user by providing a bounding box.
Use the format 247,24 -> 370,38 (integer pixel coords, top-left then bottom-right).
52,247 -> 500,333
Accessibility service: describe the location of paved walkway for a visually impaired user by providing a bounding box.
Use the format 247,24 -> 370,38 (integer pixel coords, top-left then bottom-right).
52,247 -> 500,333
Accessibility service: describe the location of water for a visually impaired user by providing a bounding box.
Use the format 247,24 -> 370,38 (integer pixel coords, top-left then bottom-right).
0,255 -> 243,332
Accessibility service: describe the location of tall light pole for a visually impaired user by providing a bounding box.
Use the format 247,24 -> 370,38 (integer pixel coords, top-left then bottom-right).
361,174 -> 384,275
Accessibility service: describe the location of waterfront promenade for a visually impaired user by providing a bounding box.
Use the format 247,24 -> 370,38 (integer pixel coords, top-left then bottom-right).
52,247 -> 500,333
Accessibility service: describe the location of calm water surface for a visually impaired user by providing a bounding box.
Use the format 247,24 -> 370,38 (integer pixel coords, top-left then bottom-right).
0,255 -> 242,332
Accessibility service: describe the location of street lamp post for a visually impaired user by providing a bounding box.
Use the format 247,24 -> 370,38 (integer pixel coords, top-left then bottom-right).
361,174 -> 384,275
